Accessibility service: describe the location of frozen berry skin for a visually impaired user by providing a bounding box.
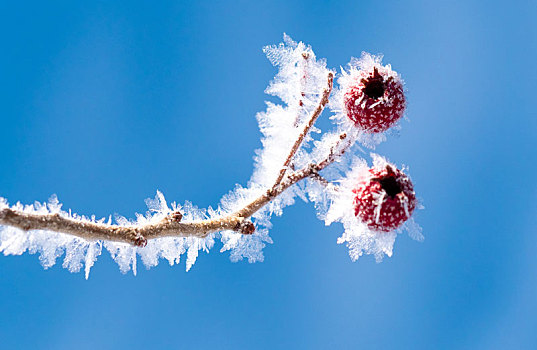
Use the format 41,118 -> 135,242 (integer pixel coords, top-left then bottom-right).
353,164 -> 416,232
344,66 -> 406,133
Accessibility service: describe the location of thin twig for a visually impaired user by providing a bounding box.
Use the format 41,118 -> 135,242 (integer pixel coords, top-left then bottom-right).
294,52 -> 310,127
315,132 -> 350,170
309,172 -> 330,187
272,72 -> 334,188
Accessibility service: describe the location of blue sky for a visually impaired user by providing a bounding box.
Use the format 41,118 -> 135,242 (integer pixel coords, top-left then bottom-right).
1,1 -> 536,349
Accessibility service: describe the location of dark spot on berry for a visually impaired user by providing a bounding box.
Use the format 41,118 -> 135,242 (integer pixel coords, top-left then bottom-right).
362,68 -> 385,99
364,80 -> 384,99
377,176 -> 401,198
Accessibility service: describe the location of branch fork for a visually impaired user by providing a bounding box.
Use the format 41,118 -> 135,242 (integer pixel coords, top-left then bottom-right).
0,71 -> 352,246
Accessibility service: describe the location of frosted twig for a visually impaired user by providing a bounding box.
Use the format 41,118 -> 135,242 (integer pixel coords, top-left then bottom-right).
0,72 -> 341,247
294,51 -> 310,127
273,72 -> 334,187
0,149 -> 344,246
316,132 -> 351,169
309,172 -> 330,187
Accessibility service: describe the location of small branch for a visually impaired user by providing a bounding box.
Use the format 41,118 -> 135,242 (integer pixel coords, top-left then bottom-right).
294,52 -> 310,126
273,71 -> 334,188
315,132 -> 350,170
0,132 -> 350,245
0,72 -> 349,247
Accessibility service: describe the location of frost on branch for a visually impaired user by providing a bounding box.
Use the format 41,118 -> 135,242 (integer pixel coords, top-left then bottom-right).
254,34 -> 331,186
218,35 -> 332,262
0,193 -> 216,277
0,196 -> 103,279
112,194 -> 216,274
0,35 -> 422,277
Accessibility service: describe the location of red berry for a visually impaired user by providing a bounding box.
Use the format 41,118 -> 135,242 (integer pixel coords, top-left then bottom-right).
353,164 -> 416,232
344,66 -> 406,133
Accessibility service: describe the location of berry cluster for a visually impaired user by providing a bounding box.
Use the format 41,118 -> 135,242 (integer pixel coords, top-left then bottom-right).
344,61 -> 415,232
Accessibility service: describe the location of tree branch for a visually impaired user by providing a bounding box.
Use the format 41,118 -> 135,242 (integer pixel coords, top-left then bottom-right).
0,71 -> 349,247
